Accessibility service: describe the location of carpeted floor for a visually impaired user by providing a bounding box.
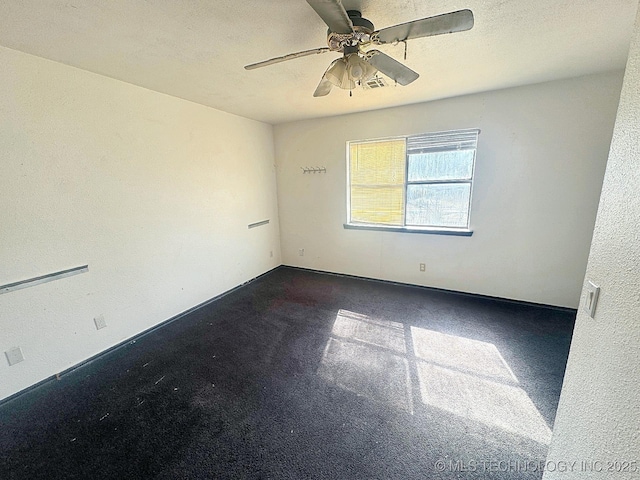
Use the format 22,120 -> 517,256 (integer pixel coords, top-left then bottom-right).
0,267 -> 575,479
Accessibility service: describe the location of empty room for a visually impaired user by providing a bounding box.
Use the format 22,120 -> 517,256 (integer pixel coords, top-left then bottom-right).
1,1 -> 639,479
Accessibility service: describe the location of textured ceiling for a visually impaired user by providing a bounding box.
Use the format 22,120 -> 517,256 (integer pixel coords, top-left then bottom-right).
0,0 -> 637,124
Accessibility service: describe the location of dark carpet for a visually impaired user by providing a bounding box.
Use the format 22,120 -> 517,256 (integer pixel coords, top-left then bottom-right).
0,267 -> 575,479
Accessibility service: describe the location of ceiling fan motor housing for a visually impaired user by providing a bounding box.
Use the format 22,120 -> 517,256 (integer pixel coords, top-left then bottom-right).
346,11 -> 374,32
327,10 -> 375,52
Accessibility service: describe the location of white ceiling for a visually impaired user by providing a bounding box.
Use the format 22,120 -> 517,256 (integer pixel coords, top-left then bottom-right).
0,0 -> 637,124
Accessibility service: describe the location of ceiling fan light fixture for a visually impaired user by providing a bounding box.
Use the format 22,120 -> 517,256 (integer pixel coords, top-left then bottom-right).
325,57 -> 355,89
325,54 -> 377,90
348,54 -> 378,83
346,53 -> 364,80
359,57 -> 378,83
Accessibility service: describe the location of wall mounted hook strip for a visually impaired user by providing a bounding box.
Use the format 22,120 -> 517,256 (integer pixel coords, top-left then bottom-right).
301,166 -> 327,174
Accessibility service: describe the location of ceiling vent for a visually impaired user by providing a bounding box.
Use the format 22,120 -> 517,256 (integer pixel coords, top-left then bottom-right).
362,76 -> 388,89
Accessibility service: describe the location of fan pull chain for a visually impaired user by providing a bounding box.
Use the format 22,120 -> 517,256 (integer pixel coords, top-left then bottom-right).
404,41 -> 408,61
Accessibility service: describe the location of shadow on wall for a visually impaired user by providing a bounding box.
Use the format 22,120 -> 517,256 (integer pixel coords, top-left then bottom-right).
318,309 -> 552,445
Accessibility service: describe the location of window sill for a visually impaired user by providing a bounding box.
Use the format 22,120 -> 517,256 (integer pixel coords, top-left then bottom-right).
343,223 -> 473,236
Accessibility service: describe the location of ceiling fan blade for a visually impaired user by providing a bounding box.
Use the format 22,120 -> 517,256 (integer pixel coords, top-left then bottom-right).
367,51 -> 419,86
245,47 -> 330,70
313,77 -> 333,97
375,9 -> 474,44
306,0 -> 353,34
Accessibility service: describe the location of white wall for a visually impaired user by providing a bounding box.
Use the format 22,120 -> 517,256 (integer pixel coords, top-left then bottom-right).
543,3 -> 640,477
274,72 -> 623,308
0,46 -> 281,401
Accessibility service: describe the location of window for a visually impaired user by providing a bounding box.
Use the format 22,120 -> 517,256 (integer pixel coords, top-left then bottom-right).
347,129 -> 479,234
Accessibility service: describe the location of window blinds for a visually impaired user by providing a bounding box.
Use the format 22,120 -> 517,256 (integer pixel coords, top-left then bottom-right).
406,129 -> 479,154
349,139 -> 406,225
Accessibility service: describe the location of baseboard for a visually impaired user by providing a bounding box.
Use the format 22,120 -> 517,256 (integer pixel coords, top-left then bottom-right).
282,265 -> 578,314
2,263 -> 575,406
0,265 -> 282,407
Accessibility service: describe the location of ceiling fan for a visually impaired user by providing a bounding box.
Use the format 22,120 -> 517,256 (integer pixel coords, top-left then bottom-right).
244,0 -> 474,97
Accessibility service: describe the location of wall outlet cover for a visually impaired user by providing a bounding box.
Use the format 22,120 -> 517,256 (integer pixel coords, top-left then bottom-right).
5,347 -> 25,366
94,314 -> 107,330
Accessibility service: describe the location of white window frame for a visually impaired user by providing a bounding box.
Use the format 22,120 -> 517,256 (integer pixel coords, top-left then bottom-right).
345,129 -> 479,236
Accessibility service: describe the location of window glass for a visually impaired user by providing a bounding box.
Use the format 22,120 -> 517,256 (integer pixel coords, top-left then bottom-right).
405,183 -> 471,228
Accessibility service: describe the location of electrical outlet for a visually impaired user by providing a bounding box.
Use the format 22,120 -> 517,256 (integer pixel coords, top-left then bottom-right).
270,250 -> 273,258
94,314 -> 107,330
298,248 -> 304,256
419,263 -> 426,272
5,347 -> 25,366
